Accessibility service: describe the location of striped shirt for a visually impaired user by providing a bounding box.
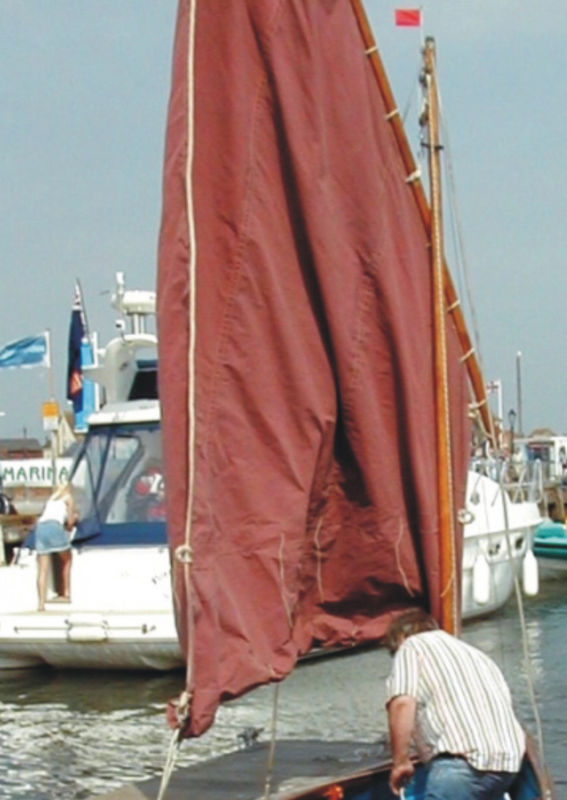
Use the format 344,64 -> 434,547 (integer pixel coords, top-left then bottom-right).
385,630 -> 525,773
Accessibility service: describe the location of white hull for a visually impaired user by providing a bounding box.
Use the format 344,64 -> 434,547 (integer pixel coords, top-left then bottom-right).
0,610 -> 182,670
461,470 -> 541,620
0,545 -> 184,671
0,470 -> 542,668
462,551 -> 521,619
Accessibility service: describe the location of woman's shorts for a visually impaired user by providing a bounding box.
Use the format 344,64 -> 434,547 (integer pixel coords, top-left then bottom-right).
35,520 -> 71,555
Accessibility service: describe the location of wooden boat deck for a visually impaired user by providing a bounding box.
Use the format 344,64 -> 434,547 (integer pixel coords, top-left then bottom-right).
89,738 -> 389,800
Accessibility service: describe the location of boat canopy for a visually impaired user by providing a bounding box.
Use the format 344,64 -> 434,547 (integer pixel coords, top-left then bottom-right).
27,422 -> 166,548
157,0 -> 470,737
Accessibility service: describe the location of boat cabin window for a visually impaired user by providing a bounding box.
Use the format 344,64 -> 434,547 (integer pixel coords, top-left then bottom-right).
70,424 -> 165,536
129,359 -> 158,400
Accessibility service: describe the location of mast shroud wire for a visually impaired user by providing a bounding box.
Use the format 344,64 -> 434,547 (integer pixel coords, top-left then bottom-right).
350,0 -> 496,449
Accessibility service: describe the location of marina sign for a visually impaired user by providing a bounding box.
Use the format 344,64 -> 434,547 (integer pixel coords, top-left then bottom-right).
0,458 -> 73,488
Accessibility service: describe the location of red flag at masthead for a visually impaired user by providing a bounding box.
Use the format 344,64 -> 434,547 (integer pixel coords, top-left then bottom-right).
395,8 -> 422,27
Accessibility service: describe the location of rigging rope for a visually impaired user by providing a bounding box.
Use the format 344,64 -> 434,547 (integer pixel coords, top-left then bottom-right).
156,729 -> 183,800
418,84 -> 498,448
432,84 -> 484,367
263,683 -> 281,800
436,96 -> 499,447
498,474 -> 549,784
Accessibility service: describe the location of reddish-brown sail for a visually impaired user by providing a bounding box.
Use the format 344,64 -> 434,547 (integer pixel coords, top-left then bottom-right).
157,0 -> 470,738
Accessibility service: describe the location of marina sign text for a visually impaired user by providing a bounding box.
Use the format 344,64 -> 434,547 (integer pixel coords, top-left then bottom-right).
0,459 -> 73,488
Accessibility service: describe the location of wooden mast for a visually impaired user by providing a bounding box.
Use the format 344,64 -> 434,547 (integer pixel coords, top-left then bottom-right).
423,37 -> 459,635
349,0 -> 497,449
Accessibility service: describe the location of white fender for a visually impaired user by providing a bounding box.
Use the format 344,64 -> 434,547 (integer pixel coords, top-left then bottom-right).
522,549 -> 539,597
472,553 -> 490,605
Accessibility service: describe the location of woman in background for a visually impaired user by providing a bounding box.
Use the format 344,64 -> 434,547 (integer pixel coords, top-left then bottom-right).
35,483 -> 78,611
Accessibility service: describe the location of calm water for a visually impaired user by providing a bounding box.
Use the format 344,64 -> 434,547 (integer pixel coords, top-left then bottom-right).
0,578 -> 566,800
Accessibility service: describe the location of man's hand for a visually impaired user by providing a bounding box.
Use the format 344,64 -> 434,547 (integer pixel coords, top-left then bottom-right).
389,758 -> 414,795
387,695 -> 417,795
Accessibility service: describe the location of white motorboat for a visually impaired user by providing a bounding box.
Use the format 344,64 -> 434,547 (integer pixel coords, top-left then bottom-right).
462,468 -> 541,620
0,275 -> 183,670
0,540 -> 181,670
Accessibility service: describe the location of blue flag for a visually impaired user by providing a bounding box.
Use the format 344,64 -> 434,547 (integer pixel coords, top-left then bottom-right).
0,333 -> 49,369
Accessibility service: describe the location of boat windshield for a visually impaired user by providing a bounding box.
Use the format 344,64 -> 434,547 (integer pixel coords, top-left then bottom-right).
69,423 -> 165,544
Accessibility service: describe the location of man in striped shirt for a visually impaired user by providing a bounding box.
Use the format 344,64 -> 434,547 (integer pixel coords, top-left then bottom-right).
385,609 -> 525,798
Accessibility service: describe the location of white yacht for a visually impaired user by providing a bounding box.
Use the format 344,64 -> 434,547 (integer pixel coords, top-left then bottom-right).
0,274 -> 183,670
461,466 -> 541,620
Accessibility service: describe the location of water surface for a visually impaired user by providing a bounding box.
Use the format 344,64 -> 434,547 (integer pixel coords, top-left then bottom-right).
0,578 -> 565,799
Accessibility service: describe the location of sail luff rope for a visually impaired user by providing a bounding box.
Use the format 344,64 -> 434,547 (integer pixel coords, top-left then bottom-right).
158,3 -> 199,798
174,0 -> 199,724
181,0 -> 198,557
178,0 -> 199,704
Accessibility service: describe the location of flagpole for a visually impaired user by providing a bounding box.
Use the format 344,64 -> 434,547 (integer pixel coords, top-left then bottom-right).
75,278 -> 91,336
45,328 -> 55,399
44,328 -> 58,488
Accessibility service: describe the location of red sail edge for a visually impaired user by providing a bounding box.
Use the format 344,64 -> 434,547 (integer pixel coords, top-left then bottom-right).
157,0 -> 470,738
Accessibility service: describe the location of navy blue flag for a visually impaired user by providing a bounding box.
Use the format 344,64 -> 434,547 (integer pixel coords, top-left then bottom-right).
67,283 -> 87,413
0,333 -> 49,369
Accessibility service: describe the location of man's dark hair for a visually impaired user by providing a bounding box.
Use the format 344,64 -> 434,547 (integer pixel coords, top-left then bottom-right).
385,608 -> 439,654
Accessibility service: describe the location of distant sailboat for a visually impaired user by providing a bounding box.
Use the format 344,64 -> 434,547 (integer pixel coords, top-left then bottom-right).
156,0 -> 553,797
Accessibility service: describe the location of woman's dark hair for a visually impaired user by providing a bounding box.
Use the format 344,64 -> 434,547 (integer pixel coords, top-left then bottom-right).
385,608 -> 439,654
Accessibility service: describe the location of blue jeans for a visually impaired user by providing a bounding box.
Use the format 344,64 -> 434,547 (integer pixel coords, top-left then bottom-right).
424,756 -> 516,800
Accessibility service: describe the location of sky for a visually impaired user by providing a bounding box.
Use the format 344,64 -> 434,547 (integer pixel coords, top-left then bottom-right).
1,1 -> 566,442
